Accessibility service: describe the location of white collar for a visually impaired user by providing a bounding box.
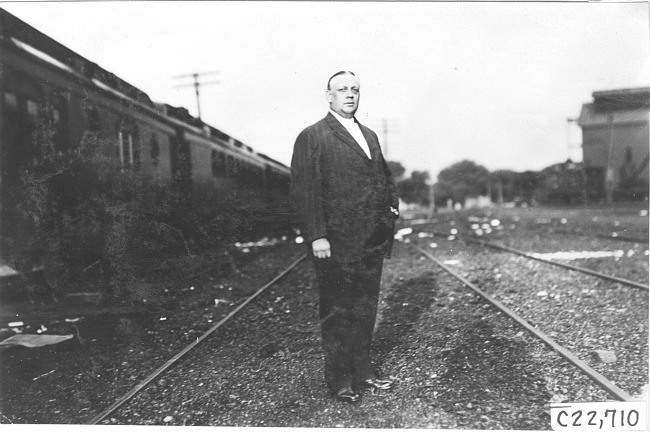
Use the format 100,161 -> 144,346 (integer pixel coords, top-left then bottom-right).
329,109 -> 357,125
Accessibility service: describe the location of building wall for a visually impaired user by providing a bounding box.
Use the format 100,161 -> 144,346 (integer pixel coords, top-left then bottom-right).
582,122 -> 649,185
579,89 -> 649,199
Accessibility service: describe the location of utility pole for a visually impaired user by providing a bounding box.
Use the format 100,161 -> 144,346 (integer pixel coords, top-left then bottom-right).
382,119 -> 389,158
566,117 -> 581,162
374,118 -> 398,158
173,71 -> 220,120
428,181 -> 436,219
605,113 -> 615,204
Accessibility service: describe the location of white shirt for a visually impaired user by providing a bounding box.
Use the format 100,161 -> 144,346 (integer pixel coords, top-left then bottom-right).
329,110 -> 372,159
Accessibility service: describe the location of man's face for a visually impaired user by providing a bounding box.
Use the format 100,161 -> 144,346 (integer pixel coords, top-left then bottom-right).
327,74 -> 360,119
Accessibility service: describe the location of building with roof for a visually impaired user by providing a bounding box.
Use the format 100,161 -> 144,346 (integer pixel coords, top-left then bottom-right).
578,87 -> 649,201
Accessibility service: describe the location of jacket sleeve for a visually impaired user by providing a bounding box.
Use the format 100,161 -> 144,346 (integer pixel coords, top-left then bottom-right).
290,128 -> 328,243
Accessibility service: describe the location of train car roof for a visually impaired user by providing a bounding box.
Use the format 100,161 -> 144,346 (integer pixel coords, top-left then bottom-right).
0,8 -> 289,170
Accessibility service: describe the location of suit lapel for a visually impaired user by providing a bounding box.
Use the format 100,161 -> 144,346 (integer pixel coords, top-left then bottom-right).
358,121 -> 381,161
325,113 -> 372,161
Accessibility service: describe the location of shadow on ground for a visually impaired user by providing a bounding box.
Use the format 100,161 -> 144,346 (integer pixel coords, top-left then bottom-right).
372,271 -> 437,374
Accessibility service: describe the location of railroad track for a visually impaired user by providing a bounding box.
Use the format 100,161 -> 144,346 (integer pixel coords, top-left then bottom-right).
400,218 -> 648,291
88,227 -> 645,423
401,212 -> 647,401
409,242 -> 635,401
4,215 -> 646,426
86,253 -> 308,425
437,230 -> 647,291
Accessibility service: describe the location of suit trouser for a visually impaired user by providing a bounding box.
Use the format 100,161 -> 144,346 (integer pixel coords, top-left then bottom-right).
312,254 -> 384,392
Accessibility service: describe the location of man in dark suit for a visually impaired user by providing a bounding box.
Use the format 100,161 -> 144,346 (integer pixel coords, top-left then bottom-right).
290,71 -> 399,403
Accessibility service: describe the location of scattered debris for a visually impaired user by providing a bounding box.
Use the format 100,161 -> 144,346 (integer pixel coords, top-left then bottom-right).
0,334 -> 74,348
0,265 -> 18,276
33,369 -> 56,381
591,350 -> 617,364
394,228 -> 413,241
530,250 -> 625,260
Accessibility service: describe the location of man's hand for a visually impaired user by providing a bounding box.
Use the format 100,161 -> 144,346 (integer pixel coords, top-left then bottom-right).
312,238 -> 331,259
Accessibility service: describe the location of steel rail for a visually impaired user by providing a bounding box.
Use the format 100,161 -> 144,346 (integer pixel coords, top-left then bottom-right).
411,243 -> 633,402
596,233 -> 649,244
86,253 -> 308,425
464,236 -> 649,291
427,230 -> 649,291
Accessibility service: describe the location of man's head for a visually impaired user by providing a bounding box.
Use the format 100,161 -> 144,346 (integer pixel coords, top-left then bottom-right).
326,71 -> 360,119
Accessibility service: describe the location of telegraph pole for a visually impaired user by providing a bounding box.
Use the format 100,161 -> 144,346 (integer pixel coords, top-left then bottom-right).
566,117 -> 581,162
173,71 -> 220,120
605,113 -> 615,204
382,119 -> 389,158
375,118 -> 398,158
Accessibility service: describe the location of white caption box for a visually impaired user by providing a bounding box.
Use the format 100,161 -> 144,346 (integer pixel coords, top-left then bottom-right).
551,402 -> 648,431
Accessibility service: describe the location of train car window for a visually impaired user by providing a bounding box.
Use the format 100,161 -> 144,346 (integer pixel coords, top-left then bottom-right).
129,127 -> 140,170
26,100 -> 39,120
151,136 -> 160,168
118,131 -> 125,165
211,150 -> 218,176
116,120 -> 140,170
218,152 -> 226,171
227,155 -> 237,177
128,134 -> 135,167
3,92 -> 17,110
52,95 -> 70,153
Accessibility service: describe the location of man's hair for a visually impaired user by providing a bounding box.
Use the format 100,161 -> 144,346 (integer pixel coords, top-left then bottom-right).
327,71 -> 356,90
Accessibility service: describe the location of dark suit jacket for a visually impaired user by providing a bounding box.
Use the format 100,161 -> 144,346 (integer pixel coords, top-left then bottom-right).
290,113 -> 398,262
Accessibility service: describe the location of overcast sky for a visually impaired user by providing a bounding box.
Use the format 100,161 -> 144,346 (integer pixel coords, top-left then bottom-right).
2,1 -> 649,179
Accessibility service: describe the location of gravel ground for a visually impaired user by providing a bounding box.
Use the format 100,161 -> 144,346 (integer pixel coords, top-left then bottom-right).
0,206 -> 647,428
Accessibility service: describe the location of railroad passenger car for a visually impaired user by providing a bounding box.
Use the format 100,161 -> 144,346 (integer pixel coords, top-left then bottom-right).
0,8 -> 291,270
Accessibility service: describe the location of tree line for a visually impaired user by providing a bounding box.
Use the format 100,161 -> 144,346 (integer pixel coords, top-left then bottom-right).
387,159 -> 545,208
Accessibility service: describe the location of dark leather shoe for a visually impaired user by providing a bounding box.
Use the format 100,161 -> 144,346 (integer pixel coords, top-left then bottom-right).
334,387 -> 361,403
359,378 -> 395,390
